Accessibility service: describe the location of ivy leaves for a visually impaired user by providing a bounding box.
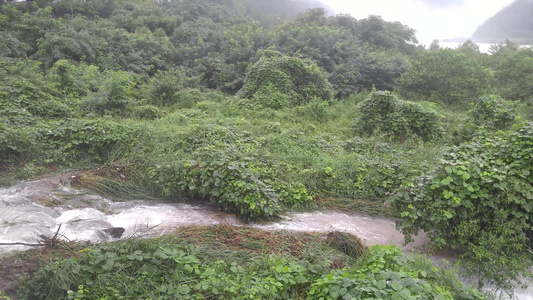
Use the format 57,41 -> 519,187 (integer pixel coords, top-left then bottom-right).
237,50 -> 334,108
392,122 -> 533,290
353,91 -> 442,141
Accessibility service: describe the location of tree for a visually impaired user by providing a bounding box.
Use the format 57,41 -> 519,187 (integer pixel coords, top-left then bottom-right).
356,15 -> 418,54
271,12 -> 413,98
35,15 -> 174,76
195,23 -> 267,92
395,49 -> 490,105
110,1 -> 181,36
493,48 -> 533,101
457,40 -> 481,58
0,58 -> 72,120
428,40 -> 440,51
82,70 -> 138,116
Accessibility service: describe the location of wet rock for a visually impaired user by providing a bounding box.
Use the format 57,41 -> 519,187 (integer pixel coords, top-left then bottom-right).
102,227 -> 125,238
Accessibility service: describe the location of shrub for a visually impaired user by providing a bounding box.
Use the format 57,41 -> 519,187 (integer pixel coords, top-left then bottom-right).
353,91 -> 442,141
146,147 -> 311,221
395,49 -> 490,105
391,122 -> 533,290
249,84 -> 292,110
0,122 -> 31,162
309,245 -> 484,300
1,118 -> 135,165
142,68 -> 198,107
238,50 -> 333,107
34,119 -> 135,163
493,48 -> 533,101
82,70 -> 138,116
0,58 -> 73,119
172,88 -> 206,109
19,233 -> 483,300
129,104 -> 161,119
469,95 -> 517,130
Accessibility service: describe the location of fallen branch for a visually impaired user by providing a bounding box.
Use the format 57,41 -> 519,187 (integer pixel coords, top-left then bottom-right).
0,242 -> 45,247
0,224 -> 67,249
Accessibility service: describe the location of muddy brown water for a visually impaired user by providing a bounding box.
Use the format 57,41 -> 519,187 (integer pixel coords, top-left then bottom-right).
1,175 -> 531,299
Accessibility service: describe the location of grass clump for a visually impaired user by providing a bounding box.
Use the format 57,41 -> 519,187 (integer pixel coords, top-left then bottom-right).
12,225 -> 484,300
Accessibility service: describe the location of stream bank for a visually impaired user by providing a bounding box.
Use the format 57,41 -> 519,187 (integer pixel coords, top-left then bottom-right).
1,174 -> 531,299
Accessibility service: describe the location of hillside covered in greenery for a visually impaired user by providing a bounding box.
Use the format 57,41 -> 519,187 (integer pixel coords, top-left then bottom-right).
472,0 -> 533,44
1,0 -> 533,298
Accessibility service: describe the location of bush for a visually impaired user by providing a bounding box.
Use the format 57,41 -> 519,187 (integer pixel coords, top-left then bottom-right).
172,88 -> 206,109
1,118 -> 135,165
19,233 -> 483,300
249,84 -> 291,110
391,122 -> 533,290
146,147 -> 311,221
0,58 -> 73,119
238,50 -> 333,107
395,49 -> 490,105
353,91 -> 442,141
309,245 -> 484,300
142,68 -> 198,107
493,48 -> 533,101
0,122 -> 31,162
469,95 -> 517,130
82,70 -> 138,116
129,104 -> 161,119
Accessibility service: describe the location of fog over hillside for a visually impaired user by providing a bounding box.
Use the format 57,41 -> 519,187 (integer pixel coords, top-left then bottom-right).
472,0 -> 533,44
320,0 -> 513,43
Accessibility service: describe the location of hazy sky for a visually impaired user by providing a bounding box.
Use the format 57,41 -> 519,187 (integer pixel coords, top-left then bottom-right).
323,0 -> 515,44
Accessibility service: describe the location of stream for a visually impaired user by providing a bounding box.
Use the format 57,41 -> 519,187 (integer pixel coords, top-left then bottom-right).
1,174 -> 532,299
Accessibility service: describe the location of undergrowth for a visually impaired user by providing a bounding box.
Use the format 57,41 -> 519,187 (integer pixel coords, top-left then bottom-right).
14,225 -> 484,300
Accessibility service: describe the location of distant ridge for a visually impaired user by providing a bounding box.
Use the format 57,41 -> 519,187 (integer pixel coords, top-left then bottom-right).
472,0 -> 533,44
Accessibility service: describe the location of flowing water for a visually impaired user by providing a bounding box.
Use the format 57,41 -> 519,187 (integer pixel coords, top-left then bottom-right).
1,175 -> 532,299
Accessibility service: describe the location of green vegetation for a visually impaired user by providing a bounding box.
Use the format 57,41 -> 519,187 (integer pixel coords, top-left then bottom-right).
1,0 -> 533,297
238,50 -> 333,108
395,49 -> 490,105
353,91 -> 442,141
493,47 -> 533,101
12,225 -> 483,300
392,123 -> 533,291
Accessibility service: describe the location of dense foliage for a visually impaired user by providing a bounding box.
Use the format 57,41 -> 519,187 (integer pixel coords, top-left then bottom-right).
395,49 -> 490,105
392,122 -> 533,290
493,48 -> 533,101
353,91 -> 442,141
238,50 -> 333,108
17,227 -> 483,300
469,95 -> 517,130
1,0 -> 533,295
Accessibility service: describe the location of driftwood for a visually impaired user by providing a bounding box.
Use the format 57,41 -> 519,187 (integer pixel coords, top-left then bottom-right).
0,224 -> 69,249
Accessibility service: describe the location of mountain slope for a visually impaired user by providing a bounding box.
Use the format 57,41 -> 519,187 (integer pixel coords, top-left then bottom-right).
472,0 -> 533,44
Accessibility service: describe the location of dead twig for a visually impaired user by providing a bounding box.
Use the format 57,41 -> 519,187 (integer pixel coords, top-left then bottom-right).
0,242 -> 45,247
0,224 -> 72,251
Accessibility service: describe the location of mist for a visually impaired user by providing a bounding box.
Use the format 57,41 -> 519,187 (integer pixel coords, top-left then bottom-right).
415,0 -> 464,8
322,0 -> 515,43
